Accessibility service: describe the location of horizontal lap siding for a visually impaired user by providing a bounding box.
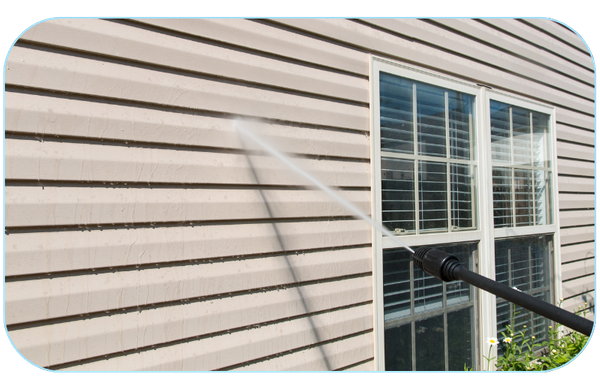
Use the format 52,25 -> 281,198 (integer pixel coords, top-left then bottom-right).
6,46 -> 368,131
5,138 -> 369,187
63,304 -> 374,371
6,246 -> 373,323
4,92 -> 370,160
4,17 -> 594,372
9,276 -> 373,368
4,18 -> 373,371
5,186 -> 371,228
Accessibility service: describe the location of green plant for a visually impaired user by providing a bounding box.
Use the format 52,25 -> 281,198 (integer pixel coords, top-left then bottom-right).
466,302 -> 591,371
496,322 -> 543,371
530,302 -> 591,370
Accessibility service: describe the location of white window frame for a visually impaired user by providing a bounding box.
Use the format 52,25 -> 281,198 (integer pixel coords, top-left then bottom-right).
370,55 -> 561,371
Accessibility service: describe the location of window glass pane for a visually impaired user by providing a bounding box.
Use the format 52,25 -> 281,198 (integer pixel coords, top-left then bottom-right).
532,112 -> 550,168
448,92 -> 474,160
514,169 -> 533,226
495,235 -> 552,355
383,247 -> 412,322
384,244 -> 475,320
379,72 -> 477,236
380,72 -> 414,154
419,161 -> 447,231
490,101 -> 552,229
531,241 -> 550,289
512,107 -> 532,166
384,323 -> 412,371
450,163 -> 474,229
417,83 -> 446,158
415,315 -> 445,371
534,169 -> 550,225
490,101 -> 511,163
414,264 -> 443,314
495,242 -> 510,284
495,236 -> 551,291
492,167 -> 513,227
509,240 -> 532,292
447,307 -> 474,371
381,158 -> 415,233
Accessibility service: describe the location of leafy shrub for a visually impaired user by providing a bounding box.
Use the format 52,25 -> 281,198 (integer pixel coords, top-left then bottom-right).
468,302 -> 591,371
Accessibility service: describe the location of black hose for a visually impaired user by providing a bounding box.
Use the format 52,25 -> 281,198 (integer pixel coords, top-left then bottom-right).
412,247 -> 594,337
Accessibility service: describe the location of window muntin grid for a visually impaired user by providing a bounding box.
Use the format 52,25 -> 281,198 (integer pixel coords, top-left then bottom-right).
380,72 -> 477,234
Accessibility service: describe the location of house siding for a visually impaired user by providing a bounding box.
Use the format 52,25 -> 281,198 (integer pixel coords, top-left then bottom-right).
3,18 -> 594,371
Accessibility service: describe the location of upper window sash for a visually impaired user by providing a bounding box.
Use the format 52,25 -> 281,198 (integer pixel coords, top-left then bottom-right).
372,58 -> 481,239
485,91 -> 556,229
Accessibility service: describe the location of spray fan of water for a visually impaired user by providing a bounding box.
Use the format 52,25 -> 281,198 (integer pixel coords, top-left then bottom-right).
234,120 -> 414,254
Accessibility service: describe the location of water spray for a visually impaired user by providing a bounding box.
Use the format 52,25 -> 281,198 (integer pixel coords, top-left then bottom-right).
234,120 -> 414,253
234,120 -> 593,337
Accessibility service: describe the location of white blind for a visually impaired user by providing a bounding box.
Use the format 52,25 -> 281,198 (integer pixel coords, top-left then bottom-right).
416,85 -> 446,158
418,161 -> 447,231
492,167 -> 513,227
381,157 -> 415,232
451,163 -> 474,229
514,168 -> 534,226
380,74 -> 414,154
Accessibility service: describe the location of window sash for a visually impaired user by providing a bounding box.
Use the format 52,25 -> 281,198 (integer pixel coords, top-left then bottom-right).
383,243 -> 477,371
379,71 -> 478,235
383,245 -> 475,324
495,235 -> 554,354
489,100 -> 553,228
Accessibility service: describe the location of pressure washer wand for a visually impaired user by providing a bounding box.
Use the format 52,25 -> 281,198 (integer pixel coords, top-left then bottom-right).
412,247 -> 594,337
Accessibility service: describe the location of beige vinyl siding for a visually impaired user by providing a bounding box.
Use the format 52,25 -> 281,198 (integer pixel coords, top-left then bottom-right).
5,186 -> 370,228
8,276 -> 372,368
5,18 -> 373,371
5,138 -> 368,188
4,18 -> 594,371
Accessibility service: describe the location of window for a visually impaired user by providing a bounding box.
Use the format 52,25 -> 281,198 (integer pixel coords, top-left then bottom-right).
372,59 -> 483,371
371,57 -> 558,371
